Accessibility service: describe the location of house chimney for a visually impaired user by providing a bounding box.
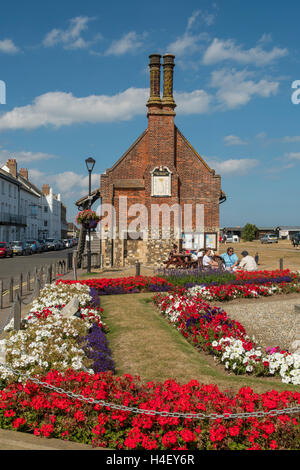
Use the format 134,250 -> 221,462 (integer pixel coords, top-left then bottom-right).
162,54 -> 176,110
19,168 -> 28,180
6,159 -> 17,178
146,54 -> 162,110
42,184 -> 50,196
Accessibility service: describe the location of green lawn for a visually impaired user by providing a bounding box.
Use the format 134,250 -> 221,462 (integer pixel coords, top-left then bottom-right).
101,293 -> 300,394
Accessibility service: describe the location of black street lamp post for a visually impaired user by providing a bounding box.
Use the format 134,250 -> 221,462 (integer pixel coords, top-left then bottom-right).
85,157 -> 96,274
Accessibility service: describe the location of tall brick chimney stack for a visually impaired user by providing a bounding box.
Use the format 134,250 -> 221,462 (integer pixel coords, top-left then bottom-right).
162,54 -> 176,113
6,159 -> 17,178
42,184 -> 50,196
146,54 -> 162,113
19,168 -> 28,180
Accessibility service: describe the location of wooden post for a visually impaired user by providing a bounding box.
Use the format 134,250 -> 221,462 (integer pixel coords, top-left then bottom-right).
19,273 -> 23,296
9,277 -> 14,303
27,272 -> 30,292
14,291 -> 21,331
279,258 -> 283,270
0,280 -> 3,309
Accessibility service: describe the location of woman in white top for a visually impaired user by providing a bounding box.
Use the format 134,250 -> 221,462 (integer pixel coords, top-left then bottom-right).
202,249 -> 219,269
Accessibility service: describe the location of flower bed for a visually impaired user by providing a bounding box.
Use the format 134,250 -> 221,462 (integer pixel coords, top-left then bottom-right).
0,370 -> 299,450
153,292 -> 300,385
0,282 -> 115,383
58,270 -> 300,302
58,276 -> 173,295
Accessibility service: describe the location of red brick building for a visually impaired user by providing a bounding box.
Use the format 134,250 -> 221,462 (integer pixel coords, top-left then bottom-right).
77,54 -> 225,267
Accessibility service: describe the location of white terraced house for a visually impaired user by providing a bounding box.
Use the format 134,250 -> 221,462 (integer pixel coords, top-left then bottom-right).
0,158 -> 65,242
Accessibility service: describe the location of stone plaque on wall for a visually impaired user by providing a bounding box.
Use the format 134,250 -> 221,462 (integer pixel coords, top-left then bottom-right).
151,167 -> 171,196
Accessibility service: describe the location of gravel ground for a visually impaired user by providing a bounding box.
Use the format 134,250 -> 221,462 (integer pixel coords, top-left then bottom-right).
214,296 -> 300,352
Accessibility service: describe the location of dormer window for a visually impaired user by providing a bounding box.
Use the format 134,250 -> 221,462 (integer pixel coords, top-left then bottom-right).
151,166 -> 172,197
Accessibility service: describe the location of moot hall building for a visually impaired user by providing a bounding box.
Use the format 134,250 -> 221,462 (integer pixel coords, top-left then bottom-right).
77,54 -> 226,267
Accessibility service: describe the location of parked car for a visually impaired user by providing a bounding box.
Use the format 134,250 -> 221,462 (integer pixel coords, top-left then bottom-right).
26,240 -> 42,253
260,234 -> 278,244
45,238 -> 57,250
0,242 -> 13,258
63,239 -> 73,248
25,242 -> 33,255
38,240 -> 48,252
11,241 -> 31,256
55,239 -> 64,250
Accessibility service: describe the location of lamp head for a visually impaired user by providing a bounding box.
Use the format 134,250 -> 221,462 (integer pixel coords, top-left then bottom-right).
85,157 -> 96,172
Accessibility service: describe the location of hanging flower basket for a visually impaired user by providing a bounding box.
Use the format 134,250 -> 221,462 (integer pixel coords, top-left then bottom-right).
76,209 -> 100,229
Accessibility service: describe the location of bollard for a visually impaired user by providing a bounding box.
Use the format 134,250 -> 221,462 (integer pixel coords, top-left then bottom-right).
279,258 -> 283,270
136,262 -> 141,276
27,272 -> 30,292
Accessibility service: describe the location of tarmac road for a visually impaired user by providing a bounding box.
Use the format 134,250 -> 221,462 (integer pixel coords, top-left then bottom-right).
0,248 -> 74,287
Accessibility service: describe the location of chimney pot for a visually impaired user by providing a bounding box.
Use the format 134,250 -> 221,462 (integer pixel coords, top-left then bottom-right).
6,159 -> 17,178
19,168 -> 28,180
147,54 -> 162,109
162,54 -> 176,109
42,184 -> 50,196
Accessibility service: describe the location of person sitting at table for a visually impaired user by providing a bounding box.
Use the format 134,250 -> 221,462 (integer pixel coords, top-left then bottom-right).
238,251 -> 258,272
220,247 -> 239,272
202,249 -> 219,270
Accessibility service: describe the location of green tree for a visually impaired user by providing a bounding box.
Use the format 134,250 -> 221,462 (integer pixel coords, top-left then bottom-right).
242,223 -> 258,241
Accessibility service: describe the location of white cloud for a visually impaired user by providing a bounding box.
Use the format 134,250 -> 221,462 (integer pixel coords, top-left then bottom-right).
0,39 -> 19,54
207,157 -> 259,175
203,37 -> 287,66
43,16 -> 97,50
281,136 -> 300,143
0,87 -> 215,131
29,169 -> 101,200
0,148 -> 58,164
224,135 -> 248,146
166,10 -> 211,57
285,152 -> 300,160
0,88 -> 149,131
175,90 -> 212,114
211,68 -> 279,109
105,31 -> 146,56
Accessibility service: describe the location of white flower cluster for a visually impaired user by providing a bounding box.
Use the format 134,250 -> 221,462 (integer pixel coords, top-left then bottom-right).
0,283 -> 101,382
213,337 -> 300,385
30,282 -> 91,311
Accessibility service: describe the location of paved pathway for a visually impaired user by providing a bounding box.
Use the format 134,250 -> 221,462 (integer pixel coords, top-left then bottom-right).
0,429 -> 103,450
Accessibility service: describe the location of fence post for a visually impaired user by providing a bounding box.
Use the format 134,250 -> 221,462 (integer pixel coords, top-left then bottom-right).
73,251 -> 78,281
27,272 -> 30,292
19,273 -> 23,297
9,277 -> 14,303
68,252 -> 73,270
0,280 -> 3,309
14,291 -> 21,331
33,277 -> 41,299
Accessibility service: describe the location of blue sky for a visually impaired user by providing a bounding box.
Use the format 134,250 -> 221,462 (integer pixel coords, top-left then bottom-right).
0,0 -> 299,227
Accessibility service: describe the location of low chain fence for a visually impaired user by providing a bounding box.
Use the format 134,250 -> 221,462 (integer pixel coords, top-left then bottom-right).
0,362 -> 299,421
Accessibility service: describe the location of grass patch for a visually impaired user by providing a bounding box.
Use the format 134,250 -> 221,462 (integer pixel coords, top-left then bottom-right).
101,293 -> 300,393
